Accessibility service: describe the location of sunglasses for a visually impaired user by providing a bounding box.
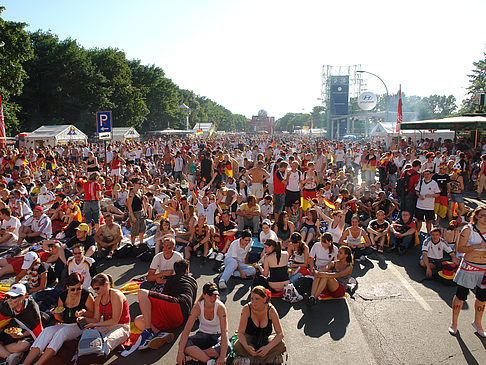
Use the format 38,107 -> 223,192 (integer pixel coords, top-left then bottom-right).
69,287 -> 82,292
5,295 -> 19,300
73,252 -> 82,255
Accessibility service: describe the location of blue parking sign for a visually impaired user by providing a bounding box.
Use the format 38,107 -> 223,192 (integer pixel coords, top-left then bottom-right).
97,111 -> 112,133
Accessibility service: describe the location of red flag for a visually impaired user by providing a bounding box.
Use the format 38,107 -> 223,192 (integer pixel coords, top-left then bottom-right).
0,94 -> 5,147
396,85 -> 402,133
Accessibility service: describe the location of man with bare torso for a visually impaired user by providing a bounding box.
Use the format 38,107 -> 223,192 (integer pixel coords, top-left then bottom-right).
246,161 -> 270,201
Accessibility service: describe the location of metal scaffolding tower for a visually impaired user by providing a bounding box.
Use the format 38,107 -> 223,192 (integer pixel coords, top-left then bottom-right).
320,65 -> 366,105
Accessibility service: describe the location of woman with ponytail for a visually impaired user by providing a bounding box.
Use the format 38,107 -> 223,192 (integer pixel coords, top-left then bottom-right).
260,239 -> 290,292
81,273 -> 130,356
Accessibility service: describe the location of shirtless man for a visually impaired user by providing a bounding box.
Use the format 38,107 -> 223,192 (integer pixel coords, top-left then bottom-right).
449,206 -> 486,337
162,147 -> 174,176
246,161 -> 270,201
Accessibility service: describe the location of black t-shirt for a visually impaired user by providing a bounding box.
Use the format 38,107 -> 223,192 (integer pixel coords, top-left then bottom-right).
200,158 -> 213,180
369,219 -> 390,233
59,289 -> 90,323
216,220 -> 236,234
433,173 -> 451,196
162,274 -> 197,321
375,198 -> 392,214
358,197 -> 373,215
66,235 -> 96,252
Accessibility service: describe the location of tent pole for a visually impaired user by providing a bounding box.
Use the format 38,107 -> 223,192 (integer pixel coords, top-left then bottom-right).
475,128 -> 478,149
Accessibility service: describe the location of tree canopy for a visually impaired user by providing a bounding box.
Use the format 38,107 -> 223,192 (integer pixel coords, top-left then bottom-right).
0,13 -> 249,136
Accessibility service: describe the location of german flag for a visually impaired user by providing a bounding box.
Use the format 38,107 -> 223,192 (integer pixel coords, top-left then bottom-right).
196,129 -> 203,135
323,198 -> 335,210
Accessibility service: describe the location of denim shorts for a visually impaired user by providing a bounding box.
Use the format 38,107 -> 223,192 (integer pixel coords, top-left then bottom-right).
450,193 -> 464,203
186,331 -> 229,354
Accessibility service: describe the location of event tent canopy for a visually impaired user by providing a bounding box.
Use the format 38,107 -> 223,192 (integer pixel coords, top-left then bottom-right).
23,125 -> 87,146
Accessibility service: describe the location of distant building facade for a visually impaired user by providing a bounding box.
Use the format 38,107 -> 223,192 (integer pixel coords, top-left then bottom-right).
246,110 -> 275,134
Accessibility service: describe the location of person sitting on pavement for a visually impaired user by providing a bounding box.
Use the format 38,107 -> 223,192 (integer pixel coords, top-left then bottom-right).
420,228 -> 459,278
259,219 -> 278,247
218,230 -> 257,290
0,283 -> 43,365
233,286 -> 286,364
309,233 -> 337,273
449,206 -> 486,337
258,195 -> 274,220
211,210 -> 238,262
15,251 -> 48,296
135,259 -> 198,351
176,283 -> 229,365
22,273 -> 95,365
299,208 -> 319,245
60,223 -> 96,263
236,195 -> 261,236
154,218 -> 176,255
390,210 -> 417,255
94,213 -> 123,258
80,273 -> 131,359
186,214 -> 211,259
144,236 -> 184,291
357,190 -> 373,225
257,239 -> 290,293
308,245 -> 354,305
67,243 -> 97,289
273,211 -> 295,249
338,215 -> 373,262
0,207 -> 21,250
367,210 -> 390,253
372,191 -> 395,220
287,232 -> 310,284
17,206 -> 52,246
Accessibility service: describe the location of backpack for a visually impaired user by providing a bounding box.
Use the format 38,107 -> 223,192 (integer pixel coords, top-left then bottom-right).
282,283 -> 302,303
396,170 -> 418,198
73,329 -> 108,361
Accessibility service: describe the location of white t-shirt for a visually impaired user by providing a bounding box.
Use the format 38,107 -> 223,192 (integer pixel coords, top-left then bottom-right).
415,179 -> 440,211
196,202 -> 217,226
225,238 -> 252,262
286,170 -> 302,192
422,237 -> 452,260
259,230 -> 278,245
335,150 -> 345,162
150,251 -> 184,273
0,216 -> 21,245
67,256 -> 96,289
310,243 -> 338,269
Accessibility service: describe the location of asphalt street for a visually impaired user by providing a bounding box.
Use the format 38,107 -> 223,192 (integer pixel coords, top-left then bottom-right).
1,195 -> 486,364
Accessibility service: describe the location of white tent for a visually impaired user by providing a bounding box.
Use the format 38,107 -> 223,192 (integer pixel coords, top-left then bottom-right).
111,127 -> 140,142
22,125 -> 87,147
192,123 -> 214,136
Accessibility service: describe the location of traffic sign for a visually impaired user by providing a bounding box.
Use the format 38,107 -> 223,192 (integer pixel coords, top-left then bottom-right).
97,111 -> 112,133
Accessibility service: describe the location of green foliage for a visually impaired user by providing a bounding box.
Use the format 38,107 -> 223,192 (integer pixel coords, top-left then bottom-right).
462,51 -> 486,113
275,113 -> 311,132
0,6 -> 33,135
1,14 -> 247,136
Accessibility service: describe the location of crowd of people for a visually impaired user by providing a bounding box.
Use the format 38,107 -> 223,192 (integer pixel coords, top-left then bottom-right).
0,132 -> 485,364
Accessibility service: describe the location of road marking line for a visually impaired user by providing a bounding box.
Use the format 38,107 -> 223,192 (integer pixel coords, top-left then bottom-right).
388,264 -> 432,311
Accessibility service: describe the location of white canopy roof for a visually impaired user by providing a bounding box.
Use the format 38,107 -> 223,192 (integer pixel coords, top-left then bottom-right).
25,125 -> 87,143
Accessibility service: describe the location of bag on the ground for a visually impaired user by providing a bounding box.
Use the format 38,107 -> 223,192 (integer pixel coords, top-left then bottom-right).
132,242 -> 150,257
73,329 -> 108,361
113,243 -> 133,258
283,283 -> 302,303
139,247 -> 155,262
294,276 -> 313,297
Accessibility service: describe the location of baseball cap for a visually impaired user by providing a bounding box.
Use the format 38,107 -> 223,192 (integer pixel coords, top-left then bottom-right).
21,251 -> 39,270
33,206 -> 43,213
76,223 -> 90,232
262,219 -> 272,226
202,282 -> 219,296
6,283 -> 27,297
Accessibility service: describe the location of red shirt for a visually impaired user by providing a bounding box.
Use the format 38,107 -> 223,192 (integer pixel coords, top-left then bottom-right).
83,181 -> 101,201
274,170 -> 286,195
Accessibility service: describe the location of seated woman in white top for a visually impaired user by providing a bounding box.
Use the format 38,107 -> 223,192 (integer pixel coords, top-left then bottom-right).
339,215 -> 373,262
176,283 -> 229,365
314,206 -> 347,245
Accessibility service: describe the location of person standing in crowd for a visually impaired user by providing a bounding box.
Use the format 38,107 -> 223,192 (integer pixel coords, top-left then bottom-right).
83,172 -> 102,229
127,177 -> 147,245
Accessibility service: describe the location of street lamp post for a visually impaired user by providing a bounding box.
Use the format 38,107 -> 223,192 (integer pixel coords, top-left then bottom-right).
357,70 -> 389,122
179,103 -> 190,130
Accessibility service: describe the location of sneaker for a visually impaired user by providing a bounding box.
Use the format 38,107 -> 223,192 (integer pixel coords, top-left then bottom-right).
208,251 -> 217,260
207,248 -> 214,258
218,280 -> 227,289
148,331 -> 175,349
215,252 -> 225,262
185,355 -> 197,362
6,352 -> 22,365
138,328 -> 155,350
377,246 -> 384,253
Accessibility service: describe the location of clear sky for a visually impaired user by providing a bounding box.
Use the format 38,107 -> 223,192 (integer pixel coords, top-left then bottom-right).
2,0 -> 485,118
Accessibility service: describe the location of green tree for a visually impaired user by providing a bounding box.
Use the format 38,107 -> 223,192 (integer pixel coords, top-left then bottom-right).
275,113 -> 311,132
462,51 -> 486,113
0,7 -> 33,135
